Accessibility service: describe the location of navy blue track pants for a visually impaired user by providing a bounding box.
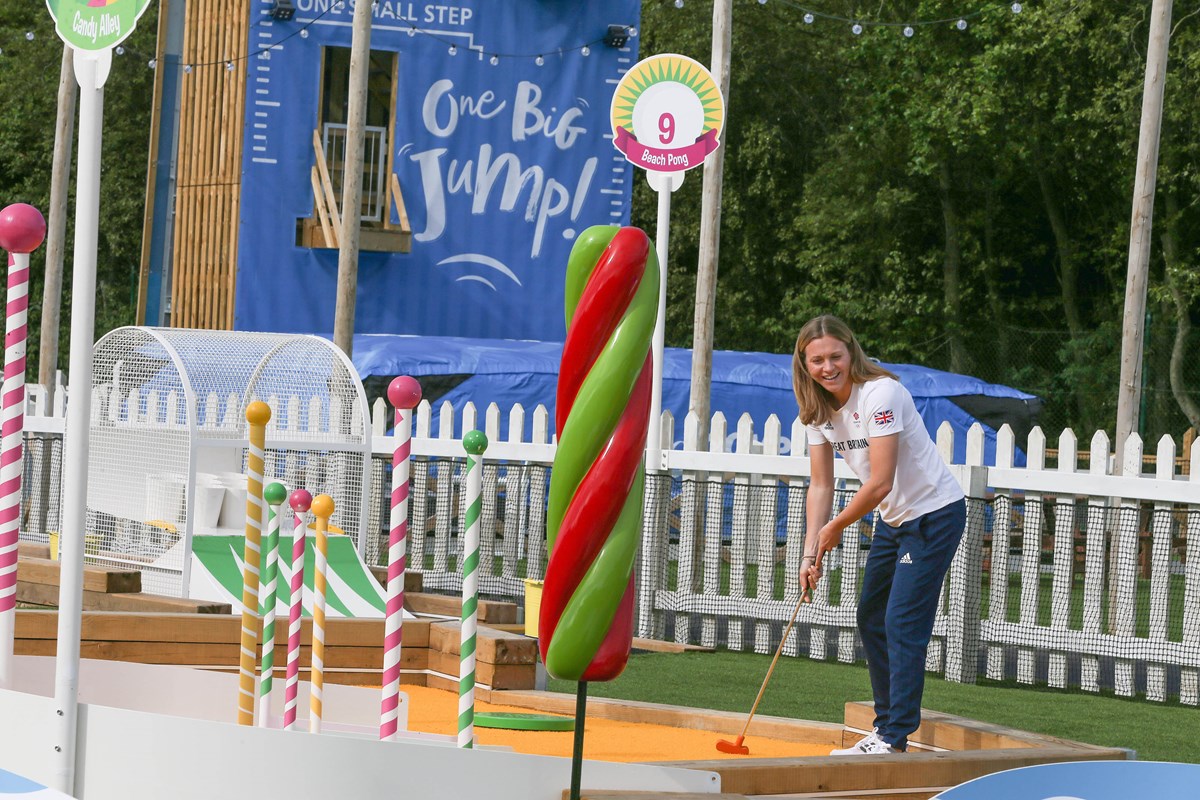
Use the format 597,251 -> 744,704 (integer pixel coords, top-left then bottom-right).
858,497 -> 966,751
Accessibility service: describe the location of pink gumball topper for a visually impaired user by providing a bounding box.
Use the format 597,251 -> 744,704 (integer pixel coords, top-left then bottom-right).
289,489 -> 313,513
387,376 -> 422,410
0,204 -> 47,255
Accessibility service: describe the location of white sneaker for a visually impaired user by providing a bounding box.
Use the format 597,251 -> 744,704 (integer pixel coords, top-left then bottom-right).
830,729 -> 898,755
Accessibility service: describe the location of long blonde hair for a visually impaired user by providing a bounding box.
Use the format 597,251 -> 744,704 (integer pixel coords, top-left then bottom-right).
792,315 -> 898,426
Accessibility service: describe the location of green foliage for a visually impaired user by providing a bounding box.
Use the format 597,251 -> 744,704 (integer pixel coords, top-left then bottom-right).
0,6 -> 156,380
2,2 -> 1197,440
634,0 -> 1199,441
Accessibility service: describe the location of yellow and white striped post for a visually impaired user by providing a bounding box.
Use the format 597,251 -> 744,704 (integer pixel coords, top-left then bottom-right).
237,401 -> 271,725
309,494 -> 335,734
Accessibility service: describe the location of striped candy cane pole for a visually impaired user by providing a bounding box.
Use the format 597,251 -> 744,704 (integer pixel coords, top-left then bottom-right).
237,401 -> 271,726
0,203 -> 46,690
380,376 -> 422,740
458,430 -> 488,749
309,494 -> 335,734
258,482 -> 286,728
283,489 -> 312,732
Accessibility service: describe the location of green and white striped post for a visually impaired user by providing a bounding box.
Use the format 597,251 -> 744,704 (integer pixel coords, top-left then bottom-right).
258,482 -> 286,727
458,430 -> 488,749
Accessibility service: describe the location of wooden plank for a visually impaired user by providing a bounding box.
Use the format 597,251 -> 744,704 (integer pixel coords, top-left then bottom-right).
389,171 -> 411,233
406,591 -> 518,624
662,747 -> 1128,796
16,584 -> 227,614
427,620 -> 538,664
426,651 -> 535,690
18,542 -> 51,560
313,128 -> 342,233
195,7 -> 214,326
632,637 -> 716,654
843,702 -> 1116,753
311,167 -> 336,246
15,611 -> 430,650
17,557 -> 141,593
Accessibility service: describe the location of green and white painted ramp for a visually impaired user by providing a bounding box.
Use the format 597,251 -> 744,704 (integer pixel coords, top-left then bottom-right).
182,534 -> 410,619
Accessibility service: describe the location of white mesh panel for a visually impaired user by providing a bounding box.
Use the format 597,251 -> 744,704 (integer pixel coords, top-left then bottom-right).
83,328 -> 369,598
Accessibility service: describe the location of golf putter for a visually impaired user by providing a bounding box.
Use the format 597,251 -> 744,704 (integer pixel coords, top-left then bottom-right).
716,587 -> 812,755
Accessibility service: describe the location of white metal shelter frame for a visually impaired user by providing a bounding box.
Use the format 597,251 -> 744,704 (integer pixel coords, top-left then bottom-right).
85,327 -> 372,597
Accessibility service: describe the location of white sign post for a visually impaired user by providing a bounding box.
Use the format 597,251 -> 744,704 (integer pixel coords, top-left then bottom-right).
43,1 -> 154,793
611,54 -> 725,471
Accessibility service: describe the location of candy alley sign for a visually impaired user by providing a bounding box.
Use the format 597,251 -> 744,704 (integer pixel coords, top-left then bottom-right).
46,0 -> 155,52
610,53 -> 724,173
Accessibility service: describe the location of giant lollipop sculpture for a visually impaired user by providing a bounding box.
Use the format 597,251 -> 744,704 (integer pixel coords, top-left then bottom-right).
539,225 -> 658,793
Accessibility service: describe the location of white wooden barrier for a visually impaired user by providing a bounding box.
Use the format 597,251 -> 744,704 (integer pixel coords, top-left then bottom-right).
17,386 -> 1200,704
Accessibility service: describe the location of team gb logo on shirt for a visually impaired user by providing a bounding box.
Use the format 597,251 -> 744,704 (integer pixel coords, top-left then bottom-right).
873,410 -> 895,426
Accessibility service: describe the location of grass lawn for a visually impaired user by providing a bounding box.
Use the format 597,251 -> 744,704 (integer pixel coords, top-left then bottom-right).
546,650 -> 1199,763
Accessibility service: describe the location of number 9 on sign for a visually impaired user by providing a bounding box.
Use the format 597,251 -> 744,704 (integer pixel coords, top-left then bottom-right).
658,113 -> 675,144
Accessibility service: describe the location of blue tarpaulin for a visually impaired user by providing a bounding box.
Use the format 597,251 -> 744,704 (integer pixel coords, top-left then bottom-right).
349,334 -> 1040,465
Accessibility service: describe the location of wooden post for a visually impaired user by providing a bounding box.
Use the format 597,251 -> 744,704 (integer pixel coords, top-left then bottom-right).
688,0 -> 733,446
1115,0 -> 1173,457
40,45 -> 76,405
332,0 -> 373,357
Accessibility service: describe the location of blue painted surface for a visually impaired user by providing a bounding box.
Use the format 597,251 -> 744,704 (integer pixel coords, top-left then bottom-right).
235,1 -> 640,341
934,760 -> 1200,800
0,769 -> 41,794
0,768 -> 72,798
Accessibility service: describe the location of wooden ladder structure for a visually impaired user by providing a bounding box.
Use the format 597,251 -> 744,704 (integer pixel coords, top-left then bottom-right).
310,129 -> 411,250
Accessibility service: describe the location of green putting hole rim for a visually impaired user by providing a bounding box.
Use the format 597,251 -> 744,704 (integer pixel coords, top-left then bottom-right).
474,712 -> 576,731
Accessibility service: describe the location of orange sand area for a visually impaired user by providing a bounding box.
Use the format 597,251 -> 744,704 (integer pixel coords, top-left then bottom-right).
403,685 -> 831,762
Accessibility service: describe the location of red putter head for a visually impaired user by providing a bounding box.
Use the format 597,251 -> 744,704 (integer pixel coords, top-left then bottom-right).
0,203 -> 47,254
387,376 -> 422,410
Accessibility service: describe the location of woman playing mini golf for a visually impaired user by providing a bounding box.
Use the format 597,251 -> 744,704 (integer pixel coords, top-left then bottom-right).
794,315 -> 966,755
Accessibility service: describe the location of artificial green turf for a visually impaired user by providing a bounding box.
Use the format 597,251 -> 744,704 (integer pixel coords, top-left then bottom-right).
546,651 -> 1200,763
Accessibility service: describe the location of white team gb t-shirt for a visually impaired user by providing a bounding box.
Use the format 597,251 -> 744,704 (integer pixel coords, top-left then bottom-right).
806,377 -> 964,526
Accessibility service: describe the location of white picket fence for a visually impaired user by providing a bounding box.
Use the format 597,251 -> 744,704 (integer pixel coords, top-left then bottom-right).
18,388 -> 1200,704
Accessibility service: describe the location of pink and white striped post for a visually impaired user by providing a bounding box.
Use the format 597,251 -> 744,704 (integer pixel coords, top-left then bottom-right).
283,488 -> 312,731
380,376 -> 421,740
0,203 -> 46,690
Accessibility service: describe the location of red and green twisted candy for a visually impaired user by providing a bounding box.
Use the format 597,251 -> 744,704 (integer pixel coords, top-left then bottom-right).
539,225 -> 659,682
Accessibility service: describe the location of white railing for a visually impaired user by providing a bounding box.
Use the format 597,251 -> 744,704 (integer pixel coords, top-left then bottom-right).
19,387 -> 1200,705
322,123 -> 388,223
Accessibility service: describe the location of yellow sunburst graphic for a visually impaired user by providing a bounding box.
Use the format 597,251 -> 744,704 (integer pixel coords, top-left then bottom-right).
610,54 -> 725,140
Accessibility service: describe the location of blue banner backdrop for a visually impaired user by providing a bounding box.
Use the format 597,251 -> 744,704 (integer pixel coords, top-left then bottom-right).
235,0 -> 640,340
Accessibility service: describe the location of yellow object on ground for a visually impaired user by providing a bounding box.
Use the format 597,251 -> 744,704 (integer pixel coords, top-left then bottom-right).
48,532 -> 104,561
523,579 -> 543,637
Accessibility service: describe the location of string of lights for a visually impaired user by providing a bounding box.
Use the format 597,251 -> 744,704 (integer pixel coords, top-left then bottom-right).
0,0 -> 1028,75
684,0 -> 1028,38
